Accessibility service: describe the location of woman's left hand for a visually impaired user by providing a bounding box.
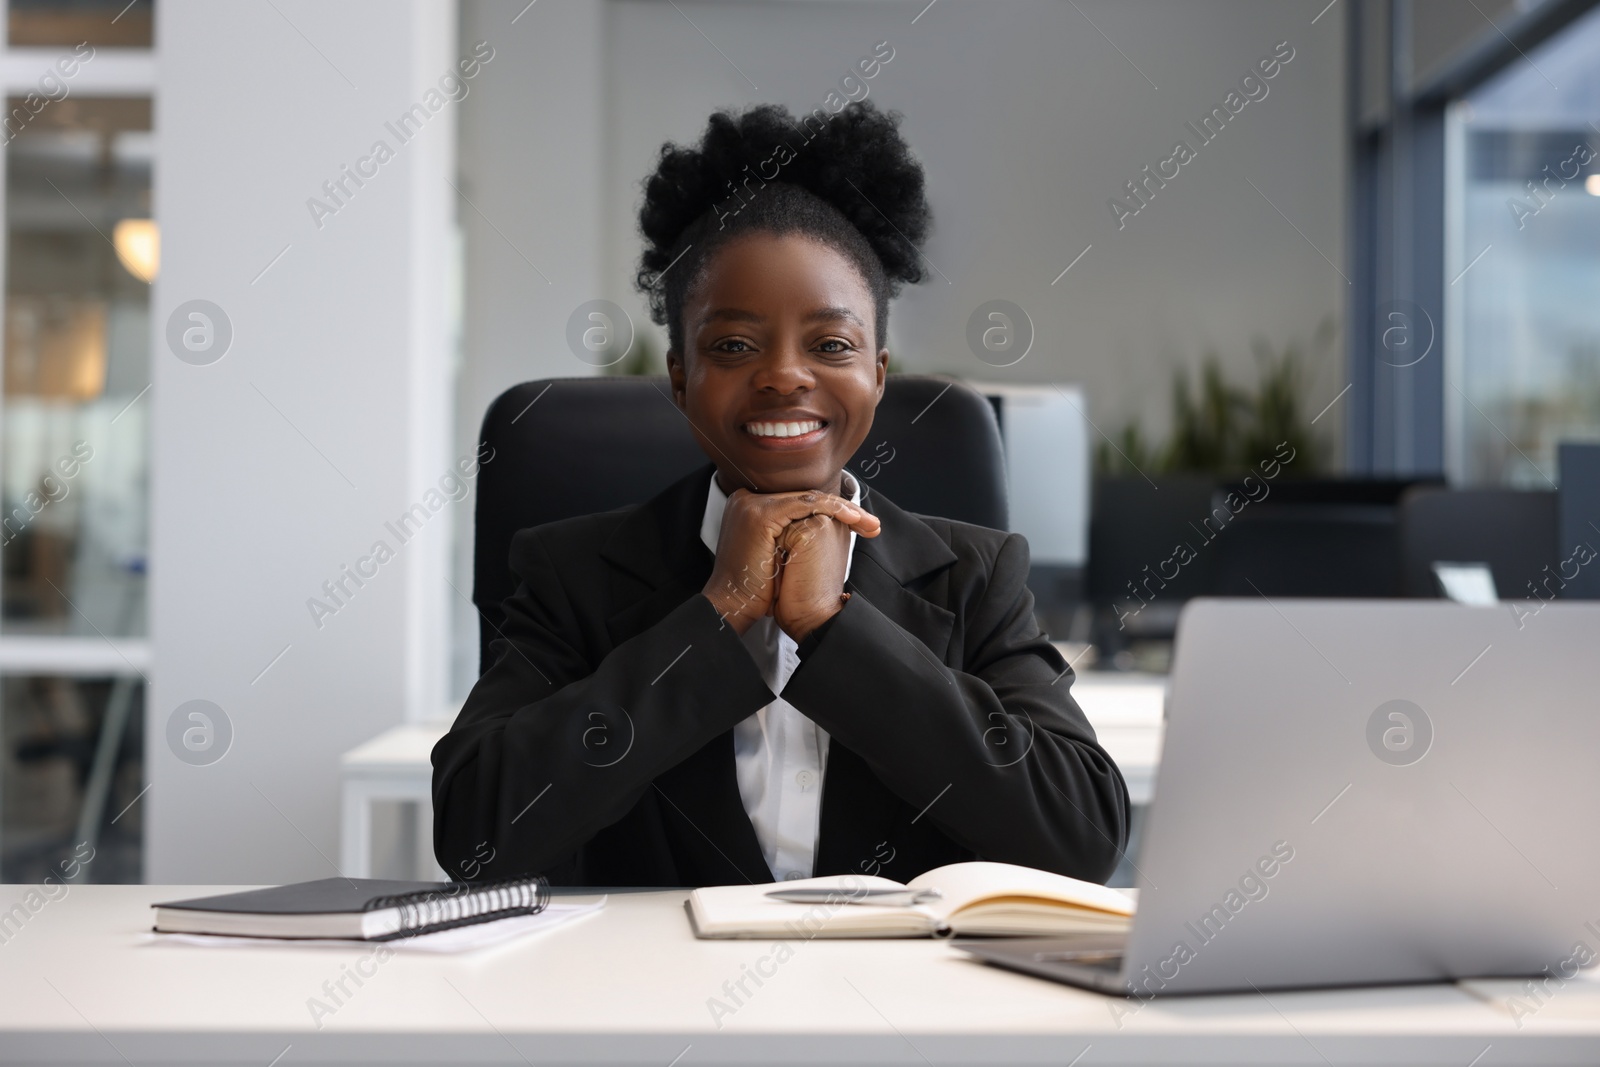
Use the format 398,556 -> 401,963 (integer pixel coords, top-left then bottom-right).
772,507 -> 878,642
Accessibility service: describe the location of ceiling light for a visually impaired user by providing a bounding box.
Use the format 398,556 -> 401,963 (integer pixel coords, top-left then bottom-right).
113,218 -> 158,283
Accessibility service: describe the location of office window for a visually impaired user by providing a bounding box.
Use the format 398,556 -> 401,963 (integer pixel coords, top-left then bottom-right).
1445,4 -> 1600,486
4,97 -> 151,636
0,673 -> 144,883
0,24 -> 153,884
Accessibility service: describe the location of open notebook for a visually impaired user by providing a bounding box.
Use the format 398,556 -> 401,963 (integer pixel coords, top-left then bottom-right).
687,861 -> 1134,939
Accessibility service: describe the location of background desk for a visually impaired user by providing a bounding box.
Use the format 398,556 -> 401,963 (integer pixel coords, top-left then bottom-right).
340,666 -> 1167,880
1,884 -> 1596,1065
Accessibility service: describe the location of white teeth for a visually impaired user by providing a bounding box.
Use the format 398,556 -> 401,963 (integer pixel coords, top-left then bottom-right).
747,420 -> 822,438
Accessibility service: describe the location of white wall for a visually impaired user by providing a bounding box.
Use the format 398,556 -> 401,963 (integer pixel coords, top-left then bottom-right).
600,0 -> 1349,446
150,0 -> 457,882
452,0 -> 607,694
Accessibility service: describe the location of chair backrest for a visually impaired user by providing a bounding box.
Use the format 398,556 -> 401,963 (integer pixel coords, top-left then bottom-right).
473,375 -> 1006,674
1209,503 -> 1403,597
1206,478 -> 1434,599
1088,477 -> 1432,622
1397,486 -> 1558,598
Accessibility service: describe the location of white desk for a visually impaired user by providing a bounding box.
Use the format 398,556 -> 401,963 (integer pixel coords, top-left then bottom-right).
1,884 -> 1596,1065
339,724 -> 451,881
339,671 -> 1166,879
1067,669 -> 1165,805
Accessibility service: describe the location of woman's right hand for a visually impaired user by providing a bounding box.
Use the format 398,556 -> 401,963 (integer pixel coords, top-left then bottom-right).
702,486 -> 880,635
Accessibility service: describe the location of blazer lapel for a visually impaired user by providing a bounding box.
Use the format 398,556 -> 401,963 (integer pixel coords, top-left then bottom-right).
597,463 -> 772,884
847,486 -> 959,661
600,464 -> 717,647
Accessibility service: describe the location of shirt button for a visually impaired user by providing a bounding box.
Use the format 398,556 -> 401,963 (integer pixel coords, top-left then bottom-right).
795,769 -> 816,787
783,871 -> 805,881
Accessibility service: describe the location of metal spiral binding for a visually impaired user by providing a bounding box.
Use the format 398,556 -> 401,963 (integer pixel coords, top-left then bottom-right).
362,875 -> 551,939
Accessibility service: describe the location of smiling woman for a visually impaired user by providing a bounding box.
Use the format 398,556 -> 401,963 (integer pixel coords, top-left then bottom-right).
431,99 -> 1130,892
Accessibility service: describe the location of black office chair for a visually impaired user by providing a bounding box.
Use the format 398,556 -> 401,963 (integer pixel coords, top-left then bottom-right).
472,375 -> 1007,674
1396,486 -> 1558,598
1207,479 -> 1436,598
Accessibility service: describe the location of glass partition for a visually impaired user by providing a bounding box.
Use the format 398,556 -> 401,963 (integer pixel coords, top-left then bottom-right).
1446,4 -> 1600,486
3,97 -> 151,636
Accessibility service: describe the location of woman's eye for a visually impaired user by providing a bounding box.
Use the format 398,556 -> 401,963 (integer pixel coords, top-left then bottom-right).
713,339 -> 752,354
816,339 -> 854,355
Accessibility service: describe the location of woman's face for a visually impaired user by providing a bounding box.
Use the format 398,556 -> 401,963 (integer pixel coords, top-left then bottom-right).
669,231 -> 888,495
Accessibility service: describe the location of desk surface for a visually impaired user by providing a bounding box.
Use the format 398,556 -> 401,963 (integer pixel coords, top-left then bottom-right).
2,884 -> 1597,1065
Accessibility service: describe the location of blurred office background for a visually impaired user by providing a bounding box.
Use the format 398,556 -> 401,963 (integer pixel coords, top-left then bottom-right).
0,0 -> 1595,886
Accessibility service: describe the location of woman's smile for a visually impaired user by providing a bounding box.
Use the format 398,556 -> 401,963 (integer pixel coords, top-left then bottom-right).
741,415 -> 829,451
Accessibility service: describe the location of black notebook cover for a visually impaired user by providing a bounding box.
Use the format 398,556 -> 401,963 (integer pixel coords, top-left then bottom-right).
156,879 -> 458,915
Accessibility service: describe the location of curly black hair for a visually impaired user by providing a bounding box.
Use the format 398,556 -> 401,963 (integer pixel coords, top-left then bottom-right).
634,98 -> 932,357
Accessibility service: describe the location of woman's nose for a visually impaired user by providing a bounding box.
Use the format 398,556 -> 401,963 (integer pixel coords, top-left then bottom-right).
752,342 -> 814,392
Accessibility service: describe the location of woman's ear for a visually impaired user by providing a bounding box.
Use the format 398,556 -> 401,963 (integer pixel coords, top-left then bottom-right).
875,347 -> 889,399
666,348 -> 688,409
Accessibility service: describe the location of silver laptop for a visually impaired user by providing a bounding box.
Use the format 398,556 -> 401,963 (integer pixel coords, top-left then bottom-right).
960,598 -> 1600,996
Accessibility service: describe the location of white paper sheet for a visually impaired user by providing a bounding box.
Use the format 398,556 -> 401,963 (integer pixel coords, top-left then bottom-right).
145,898 -> 606,953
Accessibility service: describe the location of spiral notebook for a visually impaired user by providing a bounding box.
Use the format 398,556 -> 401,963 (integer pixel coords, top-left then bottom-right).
152,876 -> 549,941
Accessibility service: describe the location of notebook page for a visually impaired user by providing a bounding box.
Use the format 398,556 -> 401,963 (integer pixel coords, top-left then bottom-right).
905,861 -> 1135,921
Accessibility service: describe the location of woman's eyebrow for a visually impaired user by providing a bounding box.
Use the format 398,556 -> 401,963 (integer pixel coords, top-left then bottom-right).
804,306 -> 865,328
698,306 -> 865,328
700,307 -> 764,327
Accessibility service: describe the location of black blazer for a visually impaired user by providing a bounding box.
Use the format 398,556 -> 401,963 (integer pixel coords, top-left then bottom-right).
432,463 -> 1129,888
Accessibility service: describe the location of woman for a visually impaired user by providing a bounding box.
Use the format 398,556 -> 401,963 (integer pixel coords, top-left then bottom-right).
432,100 -> 1128,888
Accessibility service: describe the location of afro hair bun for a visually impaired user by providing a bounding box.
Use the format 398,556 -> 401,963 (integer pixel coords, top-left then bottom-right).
635,98 -> 932,328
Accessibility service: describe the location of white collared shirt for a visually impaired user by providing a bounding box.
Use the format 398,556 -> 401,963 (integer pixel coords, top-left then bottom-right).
700,470 -> 861,882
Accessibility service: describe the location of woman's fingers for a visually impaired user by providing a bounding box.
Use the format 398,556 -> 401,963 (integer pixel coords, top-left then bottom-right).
813,496 -> 882,538
759,490 -> 882,537
836,503 -> 882,537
